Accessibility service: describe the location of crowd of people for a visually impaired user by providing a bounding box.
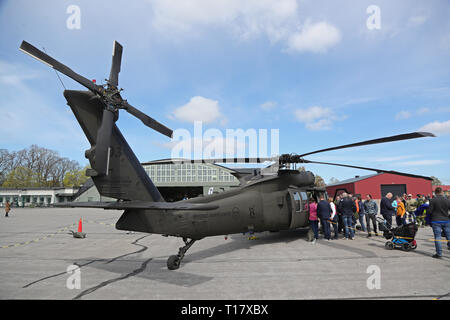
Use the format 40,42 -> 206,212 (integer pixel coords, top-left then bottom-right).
308,188 -> 450,258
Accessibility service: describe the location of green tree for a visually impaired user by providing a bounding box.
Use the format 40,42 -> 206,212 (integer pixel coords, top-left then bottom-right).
430,176 -> 442,186
314,175 -> 326,187
2,166 -> 39,188
63,165 -> 89,187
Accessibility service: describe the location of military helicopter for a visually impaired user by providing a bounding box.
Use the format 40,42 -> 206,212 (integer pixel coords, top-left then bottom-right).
19,40 -> 435,270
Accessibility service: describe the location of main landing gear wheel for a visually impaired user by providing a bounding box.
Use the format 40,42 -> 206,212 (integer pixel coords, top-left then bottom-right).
167,255 -> 181,270
166,237 -> 197,271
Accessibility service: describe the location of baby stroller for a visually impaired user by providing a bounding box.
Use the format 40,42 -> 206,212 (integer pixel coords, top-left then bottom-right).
377,217 -> 418,251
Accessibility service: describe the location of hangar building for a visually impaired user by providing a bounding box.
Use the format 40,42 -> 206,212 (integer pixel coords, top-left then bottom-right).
326,172 -> 433,200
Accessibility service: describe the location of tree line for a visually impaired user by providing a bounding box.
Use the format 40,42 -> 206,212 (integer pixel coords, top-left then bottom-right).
0,145 -> 89,188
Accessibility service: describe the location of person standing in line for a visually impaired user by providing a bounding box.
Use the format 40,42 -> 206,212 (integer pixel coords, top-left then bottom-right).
357,195 -> 367,232
350,194 -> 358,232
428,187 -> 450,259
405,194 -> 418,222
364,194 -> 379,237
5,200 -> 11,217
380,192 -> 395,228
317,195 -> 332,241
402,193 -> 407,207
395,195 -> 406,226
335,196 -> 344,234
329,197 -> 339,240
338,193 -> 356,240
308,198 -> 319,244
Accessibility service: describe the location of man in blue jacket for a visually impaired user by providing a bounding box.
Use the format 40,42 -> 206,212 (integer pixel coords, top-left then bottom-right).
317,194 -> 332,241
337,193 -> 356,240
380,192 -> 395,228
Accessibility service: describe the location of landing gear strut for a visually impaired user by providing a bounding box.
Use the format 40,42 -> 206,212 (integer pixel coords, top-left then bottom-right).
167,237 -> 196,270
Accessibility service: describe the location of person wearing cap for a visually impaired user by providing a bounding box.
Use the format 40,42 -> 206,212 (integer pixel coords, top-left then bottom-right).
405,194 -> 418,224
405,194 -> 418,214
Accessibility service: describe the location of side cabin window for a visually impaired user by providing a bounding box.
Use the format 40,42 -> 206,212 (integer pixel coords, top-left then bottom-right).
300,191 -> 308,211
293,192 -> 301,212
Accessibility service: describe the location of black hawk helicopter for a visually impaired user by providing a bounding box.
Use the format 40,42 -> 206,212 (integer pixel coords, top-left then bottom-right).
19,40 -> 435,270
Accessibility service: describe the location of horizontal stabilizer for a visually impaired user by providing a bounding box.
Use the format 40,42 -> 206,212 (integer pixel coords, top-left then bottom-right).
54,201 -> 219,211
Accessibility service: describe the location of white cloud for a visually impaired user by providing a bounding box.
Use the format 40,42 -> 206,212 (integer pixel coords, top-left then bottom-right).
287,20 -> 341,53
0,60 -> 86,152
402,160 -> 446,166
295,106 -> 342,131
0,61 -> 41,88
416,107 -> 430,115
419,120 -> 450,136
150,0 -> 299,42
395,111 -> 412,120
150,1 -> 341,54
372,155 -> 418,162
171,96 -> 223,124
408,15 -> 428,27
260,101 -> 277,111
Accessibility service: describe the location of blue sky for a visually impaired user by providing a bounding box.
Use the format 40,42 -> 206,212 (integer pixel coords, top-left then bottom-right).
1,0 -> 449,184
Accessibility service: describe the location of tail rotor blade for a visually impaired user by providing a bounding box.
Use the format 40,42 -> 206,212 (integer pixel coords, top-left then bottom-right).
124,102 -> 173,138
19,41 -> 100,93
298,132 -> 435,157
109,41 -> 123,88
95,109 -> 115,175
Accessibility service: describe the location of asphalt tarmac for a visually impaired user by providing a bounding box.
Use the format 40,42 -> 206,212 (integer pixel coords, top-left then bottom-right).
0,208 -> 448,300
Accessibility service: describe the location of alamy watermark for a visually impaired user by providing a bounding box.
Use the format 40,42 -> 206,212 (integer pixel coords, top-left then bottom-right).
66,264 -> 81,290
170,121 -> 279,162
66,5 -> 81,30
366,5 -> 381,30
366,265 -> 381,290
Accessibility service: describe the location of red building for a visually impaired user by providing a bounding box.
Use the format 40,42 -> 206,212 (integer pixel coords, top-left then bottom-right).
326,172 -> 433,200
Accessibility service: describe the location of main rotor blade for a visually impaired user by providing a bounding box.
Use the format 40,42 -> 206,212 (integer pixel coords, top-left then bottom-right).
19,41 -> 100,93
108,41 -> 123,88
298,132 -> 435,157
94,109 -> 115,175
302,159 -> 431,180
124,102 -> 173,138
145,157 -> 275,165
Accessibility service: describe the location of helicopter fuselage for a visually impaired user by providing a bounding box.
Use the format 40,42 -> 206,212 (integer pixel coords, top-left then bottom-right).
116,170 -> 318,239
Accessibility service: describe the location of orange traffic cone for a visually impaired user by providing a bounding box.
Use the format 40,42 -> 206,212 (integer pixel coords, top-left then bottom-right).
78,218 -> 83,233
